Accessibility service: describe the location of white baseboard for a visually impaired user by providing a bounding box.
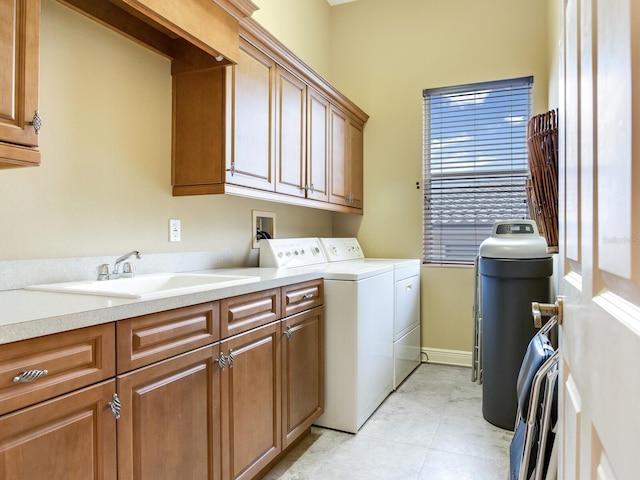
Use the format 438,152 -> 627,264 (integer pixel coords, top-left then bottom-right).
422,347 -> 472,367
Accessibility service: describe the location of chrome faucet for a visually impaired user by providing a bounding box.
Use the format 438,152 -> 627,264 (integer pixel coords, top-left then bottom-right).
113,250 -> 141,274
97,250 -> 141,281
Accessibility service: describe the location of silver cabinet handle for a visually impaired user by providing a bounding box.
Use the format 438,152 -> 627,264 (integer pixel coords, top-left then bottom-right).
226,162 -> 235,176
107,393 -> 121,420
29,110 -> 43,134
13,369 -> 48,383
302,293 -> 313,300
227,349 -> 235,369
284,326 -> 292,340
216,352 -> 226,371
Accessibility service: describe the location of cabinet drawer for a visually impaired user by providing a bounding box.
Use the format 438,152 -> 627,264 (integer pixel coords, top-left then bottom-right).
281,279 -> 323,317
220,288 -> 280,338
117,302 -> 219,373
0,323 -> 116,416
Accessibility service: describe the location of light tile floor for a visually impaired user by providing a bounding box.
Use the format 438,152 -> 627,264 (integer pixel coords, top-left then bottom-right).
263,363 -> 512,480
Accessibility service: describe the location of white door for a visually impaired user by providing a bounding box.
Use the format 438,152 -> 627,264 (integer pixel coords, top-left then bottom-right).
559,0 -> 640,478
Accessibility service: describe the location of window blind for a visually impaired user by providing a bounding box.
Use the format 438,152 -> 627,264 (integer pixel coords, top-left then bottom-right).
422,76 -> 533,265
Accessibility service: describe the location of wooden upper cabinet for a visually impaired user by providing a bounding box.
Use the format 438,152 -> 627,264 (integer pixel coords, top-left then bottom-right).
0,0 -> 40,168
170,17 -> 366,214
275,66 -> 307,198
172,66 -> 226,193
329,105 -> 363,209
225,40 -> 277,190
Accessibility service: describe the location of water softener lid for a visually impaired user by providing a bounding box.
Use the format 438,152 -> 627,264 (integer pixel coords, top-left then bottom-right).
479,220 -> 550,259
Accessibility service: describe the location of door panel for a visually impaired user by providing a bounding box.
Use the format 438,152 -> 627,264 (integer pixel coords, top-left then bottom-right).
0,380 -> 117,480
307,87 -> 329,202
281,307 -> 324,448
275,66 -> 306,197
228,42 -> 275,190
220,321 -> 281,480
116,345 -> 220,480
559,0 -> 640,478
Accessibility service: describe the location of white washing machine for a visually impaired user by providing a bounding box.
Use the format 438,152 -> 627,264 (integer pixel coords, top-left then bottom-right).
318,239 -> 421,389
259,237 -> 394,433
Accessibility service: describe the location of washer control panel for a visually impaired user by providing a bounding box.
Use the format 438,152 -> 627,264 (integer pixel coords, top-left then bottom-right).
259,238 -> 327,268
319,238 -> 365,261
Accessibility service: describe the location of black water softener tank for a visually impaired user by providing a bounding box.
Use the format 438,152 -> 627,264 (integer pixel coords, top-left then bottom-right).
479,220 -> 552,430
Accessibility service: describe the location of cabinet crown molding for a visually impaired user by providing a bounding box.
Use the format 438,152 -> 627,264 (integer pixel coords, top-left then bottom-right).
240,17 -> 369,125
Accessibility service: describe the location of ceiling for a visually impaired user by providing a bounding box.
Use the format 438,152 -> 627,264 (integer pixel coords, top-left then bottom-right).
326,0 -> 357,5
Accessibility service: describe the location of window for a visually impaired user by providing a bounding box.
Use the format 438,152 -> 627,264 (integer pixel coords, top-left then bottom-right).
422,76 -> 533,265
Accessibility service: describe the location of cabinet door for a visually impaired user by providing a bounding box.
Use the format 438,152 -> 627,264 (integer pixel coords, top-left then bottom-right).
226,40 -> 276,190
221,321 -> 281,480
275,66 -> 307,197
281,307 -> 324,449
329,105 -> 364,209
0,380 -> 117,479
329,105 -> 349,206
117,344 -> 221,480
0,0 -> 40,167
307,87 -> 330,202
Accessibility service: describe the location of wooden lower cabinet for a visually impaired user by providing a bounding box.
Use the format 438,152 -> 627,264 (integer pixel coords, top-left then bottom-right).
116,343 -> 221,480
220,320 -> 281,480
281,306 -> 324,449
0,379 -> 117,479
0,281 -> 323,480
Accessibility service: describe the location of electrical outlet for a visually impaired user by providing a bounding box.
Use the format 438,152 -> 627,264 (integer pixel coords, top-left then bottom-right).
169,219 -> 181,242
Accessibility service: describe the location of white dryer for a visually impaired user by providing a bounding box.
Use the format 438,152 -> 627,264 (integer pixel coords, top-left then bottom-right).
318,238 -> 421,389
259,238 -> 394,433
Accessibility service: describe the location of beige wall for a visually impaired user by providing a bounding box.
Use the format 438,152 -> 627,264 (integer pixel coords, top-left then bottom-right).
252,0 -> 332,80
254,0 -> 553,356
0,0 -> 334,264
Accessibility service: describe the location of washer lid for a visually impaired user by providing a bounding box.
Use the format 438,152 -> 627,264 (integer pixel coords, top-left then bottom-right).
479,220 -> 550,259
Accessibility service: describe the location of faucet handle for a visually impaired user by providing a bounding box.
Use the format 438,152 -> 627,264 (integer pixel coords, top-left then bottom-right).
122,262 -> 136,277
97,264 -> 110,281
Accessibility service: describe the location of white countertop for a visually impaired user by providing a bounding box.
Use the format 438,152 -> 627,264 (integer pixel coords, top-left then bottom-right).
0,267 -> 322,345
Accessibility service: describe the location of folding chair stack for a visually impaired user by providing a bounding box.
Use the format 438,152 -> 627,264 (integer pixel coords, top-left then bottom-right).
509,316 -> 559,480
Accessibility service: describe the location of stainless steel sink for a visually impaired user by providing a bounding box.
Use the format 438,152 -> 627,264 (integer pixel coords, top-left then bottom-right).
25,273 -> 261,299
